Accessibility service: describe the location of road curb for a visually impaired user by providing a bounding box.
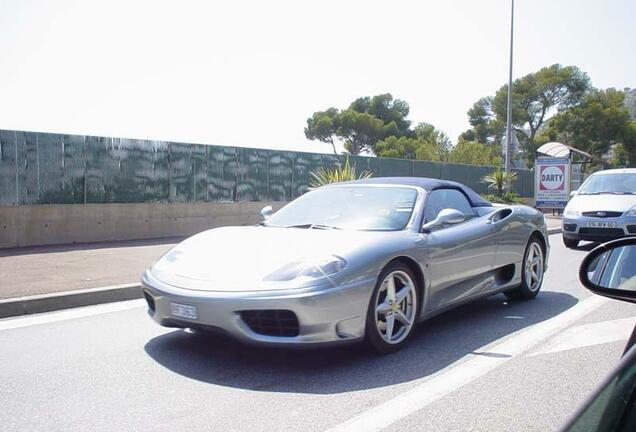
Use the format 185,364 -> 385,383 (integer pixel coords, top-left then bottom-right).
548,227 -> 562,235
0,283 -> 143,319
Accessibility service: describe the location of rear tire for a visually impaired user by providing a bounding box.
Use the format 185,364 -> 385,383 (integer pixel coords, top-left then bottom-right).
505,236 -> 545,301
365,262 -> 420,354
563,236 -> 579,249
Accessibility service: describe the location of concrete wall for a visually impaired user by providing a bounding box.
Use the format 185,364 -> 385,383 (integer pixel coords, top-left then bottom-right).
0,202 -> 288,249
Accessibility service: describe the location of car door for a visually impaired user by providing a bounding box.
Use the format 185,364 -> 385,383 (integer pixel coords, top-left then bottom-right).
420,188 -> 498,312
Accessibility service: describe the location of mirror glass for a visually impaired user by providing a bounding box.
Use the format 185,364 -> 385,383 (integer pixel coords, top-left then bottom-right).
585,245 -> 636,291
260,205 -> 273,218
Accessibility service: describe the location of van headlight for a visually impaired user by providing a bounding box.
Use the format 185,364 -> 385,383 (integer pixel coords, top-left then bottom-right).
627,206 -> 636,217
564,208 -> 580,217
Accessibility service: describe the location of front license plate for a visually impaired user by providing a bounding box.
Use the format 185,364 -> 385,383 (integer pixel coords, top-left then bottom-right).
170,303 -> 198,320
586,221 -> 616,228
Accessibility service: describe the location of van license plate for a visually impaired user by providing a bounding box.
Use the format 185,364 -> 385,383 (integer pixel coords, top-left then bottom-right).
586,221 -> 616,228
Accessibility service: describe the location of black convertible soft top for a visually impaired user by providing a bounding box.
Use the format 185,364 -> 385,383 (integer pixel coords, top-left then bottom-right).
335,176 -> 493,208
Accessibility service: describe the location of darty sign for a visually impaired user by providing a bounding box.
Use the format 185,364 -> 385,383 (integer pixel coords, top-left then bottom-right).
539,166 -> 565,190
535,157 -> 570,209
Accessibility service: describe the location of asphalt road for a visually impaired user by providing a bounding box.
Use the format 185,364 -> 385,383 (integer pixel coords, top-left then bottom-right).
2,234 -> 635,432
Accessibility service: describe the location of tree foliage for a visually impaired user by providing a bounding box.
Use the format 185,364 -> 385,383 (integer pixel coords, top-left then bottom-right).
375,123 -> 451,162
548,88 -> 633,161
304,108 -> 340,155
448,139 -> 502,166
463,64 -> 591,163
349,93 -> 412,138
305,93 -> 416,155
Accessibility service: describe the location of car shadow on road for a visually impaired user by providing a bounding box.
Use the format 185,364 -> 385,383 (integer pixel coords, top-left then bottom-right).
144,290 -> 578,394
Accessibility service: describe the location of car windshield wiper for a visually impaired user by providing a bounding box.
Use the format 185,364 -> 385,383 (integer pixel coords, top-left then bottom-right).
284,223 -> 342,230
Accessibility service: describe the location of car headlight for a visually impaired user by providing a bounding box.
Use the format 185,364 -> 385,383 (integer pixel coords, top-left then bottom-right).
264,256 -> 347,281
564,208 -> 580,217
627,207 -> 636,217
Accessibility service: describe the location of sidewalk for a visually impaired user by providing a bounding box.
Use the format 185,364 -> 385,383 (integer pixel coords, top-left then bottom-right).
0,238 -> 180,300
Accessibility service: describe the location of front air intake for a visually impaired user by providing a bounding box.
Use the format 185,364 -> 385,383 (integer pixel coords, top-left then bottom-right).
240,310 -> 300,337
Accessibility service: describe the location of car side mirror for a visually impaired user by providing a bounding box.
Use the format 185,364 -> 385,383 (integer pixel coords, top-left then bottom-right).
260,205 -> 273,220
422,208 -> 465,232
570,190 -> 578,198
579,238 -> 636,303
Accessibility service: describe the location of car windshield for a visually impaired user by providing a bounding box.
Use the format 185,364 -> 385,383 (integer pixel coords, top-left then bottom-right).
264,186 -> 419,231
578,173 -> 636,195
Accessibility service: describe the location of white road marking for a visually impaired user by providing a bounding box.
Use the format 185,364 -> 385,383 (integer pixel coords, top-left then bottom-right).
325,295 -> 608,432
0,299 -> 146,332
530,316 -> 636,356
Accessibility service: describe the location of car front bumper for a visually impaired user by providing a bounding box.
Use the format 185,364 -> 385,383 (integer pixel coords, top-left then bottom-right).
141,270 -> 375,346
562,215 -> 636,242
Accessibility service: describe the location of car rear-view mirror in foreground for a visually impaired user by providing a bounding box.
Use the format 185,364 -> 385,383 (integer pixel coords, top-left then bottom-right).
579,237 -> 636,303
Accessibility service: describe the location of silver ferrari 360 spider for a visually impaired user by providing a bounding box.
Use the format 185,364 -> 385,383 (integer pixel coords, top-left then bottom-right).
142,177 -> 549,353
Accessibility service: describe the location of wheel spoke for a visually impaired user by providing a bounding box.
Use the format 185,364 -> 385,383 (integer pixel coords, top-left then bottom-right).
395,310 -> 412,326
386,276 -> 397,302
376,302 -> 391,316
531,270 -> 539,282
385,314 -> 395,341
395,286 -> 411,303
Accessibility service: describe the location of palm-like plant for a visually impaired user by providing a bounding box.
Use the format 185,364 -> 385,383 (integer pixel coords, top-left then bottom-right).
482,168 -> 518,196
309,156 -> 372,188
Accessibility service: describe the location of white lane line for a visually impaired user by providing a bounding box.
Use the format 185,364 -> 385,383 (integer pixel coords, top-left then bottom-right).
530,316 -> 636,356
0,299 -> 146,332
325,295 -> 608,432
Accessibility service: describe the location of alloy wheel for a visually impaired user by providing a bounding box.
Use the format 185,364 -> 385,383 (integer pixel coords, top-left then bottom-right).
524,242 -> 544,292
374,270 -> 417,344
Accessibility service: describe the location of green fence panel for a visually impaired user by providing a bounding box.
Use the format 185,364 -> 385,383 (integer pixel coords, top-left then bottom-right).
378,158 -> 412,177
84,136 -> 112,203
267,151 -> 293,201
347,155 -> 375,178
412,160 -> 442,179
510,168 -> 530,197
111,139 -> 157,203
237,147 -> 268,201
168,142 -> 192,203
292,151 -> 322,198
190,144 -> 207,202
465,165 -> 492,195
0,131 -> 17,205
144,140 -> 170,203
441,162 -> 468,184
14,131 -> 39,205
37,133 -> 64,204
205,145 -> 233,202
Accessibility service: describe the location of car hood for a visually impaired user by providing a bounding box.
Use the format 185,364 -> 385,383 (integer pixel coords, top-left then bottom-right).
568,194 -> 636,213
150,226 -> 394,291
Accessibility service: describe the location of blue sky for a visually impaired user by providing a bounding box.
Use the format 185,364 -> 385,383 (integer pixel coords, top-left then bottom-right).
0,0 -> 634,154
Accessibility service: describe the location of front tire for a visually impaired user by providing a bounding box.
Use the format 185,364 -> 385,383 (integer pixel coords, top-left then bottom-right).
505,236 -> 545,300
365,262 -> 419,354
563,236 -> 579,249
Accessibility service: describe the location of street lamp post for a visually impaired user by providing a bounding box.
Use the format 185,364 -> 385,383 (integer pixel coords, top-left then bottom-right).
504,0 -> 515,173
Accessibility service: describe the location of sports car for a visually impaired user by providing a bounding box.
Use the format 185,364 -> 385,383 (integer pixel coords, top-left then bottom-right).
142,177 -> 549,353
